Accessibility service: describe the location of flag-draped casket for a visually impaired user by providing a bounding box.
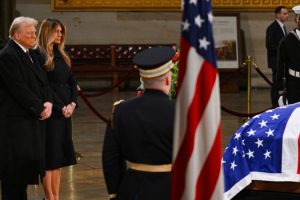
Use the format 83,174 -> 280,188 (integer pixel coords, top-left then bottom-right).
223,103 -> 300,199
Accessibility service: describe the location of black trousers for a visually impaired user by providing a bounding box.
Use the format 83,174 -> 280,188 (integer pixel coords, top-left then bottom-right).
271,67 -> 279,107
1,180 -> 28,200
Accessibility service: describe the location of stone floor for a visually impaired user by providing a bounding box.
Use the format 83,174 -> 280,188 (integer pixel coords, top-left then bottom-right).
8,86 -> 274,199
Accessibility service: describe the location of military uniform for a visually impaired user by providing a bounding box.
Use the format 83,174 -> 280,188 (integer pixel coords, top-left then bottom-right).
102,46 -> 175,200
276,29 -> 300,104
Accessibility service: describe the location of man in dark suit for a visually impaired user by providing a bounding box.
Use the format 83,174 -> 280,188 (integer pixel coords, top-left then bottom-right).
102,46 -> 175,200
266,5 -> 289,107
0,16 -> 53,200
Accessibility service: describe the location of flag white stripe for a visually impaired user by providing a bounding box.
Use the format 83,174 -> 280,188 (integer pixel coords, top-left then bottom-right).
282,107 -> 300,173
173,47 -> 204,160
181,78 -> 221,199
211,166 -> 225,200
223,174 -> 252,200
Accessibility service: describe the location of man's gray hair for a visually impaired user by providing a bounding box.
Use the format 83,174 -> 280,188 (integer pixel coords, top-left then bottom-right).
9,16 -> 38,39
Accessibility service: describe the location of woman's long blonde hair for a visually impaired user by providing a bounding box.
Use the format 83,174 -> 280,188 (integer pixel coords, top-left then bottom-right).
36,18 -> 71,71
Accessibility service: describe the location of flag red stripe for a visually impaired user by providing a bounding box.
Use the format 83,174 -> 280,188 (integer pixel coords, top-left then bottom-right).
171,60 -> 217,199
195,123 -> 222,200
297,132 -> 300,174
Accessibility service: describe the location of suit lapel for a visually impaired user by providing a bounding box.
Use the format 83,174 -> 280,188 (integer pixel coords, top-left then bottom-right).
9,40 -> 45,84
275,20 -> 285,37
22,51 -> 45,83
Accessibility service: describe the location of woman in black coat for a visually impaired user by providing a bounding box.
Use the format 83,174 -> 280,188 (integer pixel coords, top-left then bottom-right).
36,18 -> 78,200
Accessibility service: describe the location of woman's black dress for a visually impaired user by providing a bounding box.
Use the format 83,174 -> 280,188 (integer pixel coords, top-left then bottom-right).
45,49 -> 78,170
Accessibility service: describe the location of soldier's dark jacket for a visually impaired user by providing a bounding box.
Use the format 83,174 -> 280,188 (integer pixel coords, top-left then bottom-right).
102,88 -> 175,200
276,29 -> 300,104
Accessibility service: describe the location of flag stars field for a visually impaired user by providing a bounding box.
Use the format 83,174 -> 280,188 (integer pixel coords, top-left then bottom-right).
265,129 -> 275,137
271,113 -> 280,120
195,15 -> 205,28
264,150 -> 271,159
247,129 -> 256,136
208,12 -> 213,23
232,146 -> 239,156
230,161 -> 237,171
246,149 -> 254,159
199,37 -> 210,50
242,151 -> 246,158
255,138 -> 264,148
189,0 -> 197,5
234,132 -> 241,140
182,19 -> 190,31
258,120 -> 268,128
242,139 -> 245,146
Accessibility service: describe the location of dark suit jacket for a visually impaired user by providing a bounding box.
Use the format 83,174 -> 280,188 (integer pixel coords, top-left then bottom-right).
0,40 -> 52,184
102,89 -> 175,200
266,20 -> 286,69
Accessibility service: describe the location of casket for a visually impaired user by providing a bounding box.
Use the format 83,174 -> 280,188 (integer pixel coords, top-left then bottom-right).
223,103 -> 300,200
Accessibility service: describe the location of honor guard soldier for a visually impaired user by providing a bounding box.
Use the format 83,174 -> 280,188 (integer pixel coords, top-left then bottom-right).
102,46 -> 176,200
276,5 -> 300,106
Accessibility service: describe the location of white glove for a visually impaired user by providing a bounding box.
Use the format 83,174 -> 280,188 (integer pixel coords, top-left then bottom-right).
278,95 -> 288,107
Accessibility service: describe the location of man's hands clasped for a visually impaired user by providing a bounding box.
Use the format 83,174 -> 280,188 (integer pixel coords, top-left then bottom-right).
62,102 -> 76,118
39,102 -> 76,120
40,102 -> 53,120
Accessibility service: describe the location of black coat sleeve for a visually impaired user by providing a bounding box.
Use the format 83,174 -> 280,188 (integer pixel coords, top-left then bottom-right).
68,69 -> 78,106
275,38 -> 288,93
0,53 -> 44,117
102,114 -> 126,197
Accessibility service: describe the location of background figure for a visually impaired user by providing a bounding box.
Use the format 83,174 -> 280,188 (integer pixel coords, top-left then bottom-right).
36,18 -> 78,200
266,5 -> 288,107
0,16 -> 52,200
276,5 -> 300,105
102,46 -> 175,200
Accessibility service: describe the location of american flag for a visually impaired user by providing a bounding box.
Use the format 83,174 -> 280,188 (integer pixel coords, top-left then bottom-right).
171,0 -> 224,200
223,103 -> 300,200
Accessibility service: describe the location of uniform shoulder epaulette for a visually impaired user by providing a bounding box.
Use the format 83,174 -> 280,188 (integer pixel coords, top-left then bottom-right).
113,99 -> 124,106
108,193 -> 117,199
111,99 -> 124,128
